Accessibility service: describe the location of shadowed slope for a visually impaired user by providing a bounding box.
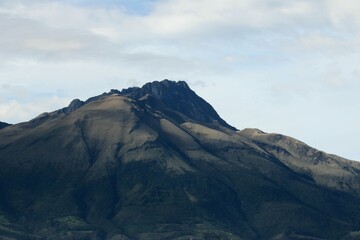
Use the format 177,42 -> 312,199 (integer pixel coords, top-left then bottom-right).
0,121 -> 11,129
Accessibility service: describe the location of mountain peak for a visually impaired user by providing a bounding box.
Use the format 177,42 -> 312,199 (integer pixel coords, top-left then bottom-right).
57,79 -> 236,131
120,79 -> 237,131
119,79 -> 190,99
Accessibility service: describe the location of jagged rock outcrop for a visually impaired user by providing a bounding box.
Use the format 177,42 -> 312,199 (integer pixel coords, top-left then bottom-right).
0,80 -> 359,240
60,99 -> 85,114
119,80 -> 237,131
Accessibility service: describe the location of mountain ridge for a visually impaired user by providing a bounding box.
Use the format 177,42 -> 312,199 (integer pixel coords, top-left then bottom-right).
49,79 -> 236,131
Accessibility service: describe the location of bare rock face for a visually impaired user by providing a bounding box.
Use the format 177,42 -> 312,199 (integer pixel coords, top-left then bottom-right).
64,99 -> 85,113
119,80 -> 236,130
0,80 -> 359,240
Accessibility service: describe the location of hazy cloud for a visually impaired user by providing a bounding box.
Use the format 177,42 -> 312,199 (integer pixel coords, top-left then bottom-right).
0,96 -> 71,123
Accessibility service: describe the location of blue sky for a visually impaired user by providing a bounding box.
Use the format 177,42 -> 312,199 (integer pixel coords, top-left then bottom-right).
0,0 -> 360,160
63,0 -> 159,14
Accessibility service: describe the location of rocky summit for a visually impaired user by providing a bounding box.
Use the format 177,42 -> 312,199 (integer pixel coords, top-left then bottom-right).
0,80 -> 360,240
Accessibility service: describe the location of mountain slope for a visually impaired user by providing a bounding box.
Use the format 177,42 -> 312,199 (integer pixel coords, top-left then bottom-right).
0,121 -> 11,129
0,80 -> 359,240
240,128 -> 360,196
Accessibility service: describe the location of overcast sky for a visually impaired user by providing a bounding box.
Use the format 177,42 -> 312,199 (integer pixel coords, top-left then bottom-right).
0,0 -> 359,160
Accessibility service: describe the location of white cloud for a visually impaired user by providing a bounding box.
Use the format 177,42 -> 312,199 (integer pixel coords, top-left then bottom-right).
326,0 -> 360,29
0,96 -> 71,123
89,27 -> 120,42
24,38 -> 83,51
0,0 -> 358,61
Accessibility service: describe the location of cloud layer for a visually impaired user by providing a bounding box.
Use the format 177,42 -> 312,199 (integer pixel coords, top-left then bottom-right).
0,0 -> 359,160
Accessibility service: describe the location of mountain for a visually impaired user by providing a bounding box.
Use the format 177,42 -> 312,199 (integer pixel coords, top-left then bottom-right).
0,121 -> 11,129
0,80 -> 359,240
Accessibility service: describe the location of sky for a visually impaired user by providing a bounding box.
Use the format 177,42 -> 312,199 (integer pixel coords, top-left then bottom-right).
0,0 -> 359,160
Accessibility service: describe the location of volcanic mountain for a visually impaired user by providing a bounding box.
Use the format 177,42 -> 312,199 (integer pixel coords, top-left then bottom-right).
0,80 -> 360,240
